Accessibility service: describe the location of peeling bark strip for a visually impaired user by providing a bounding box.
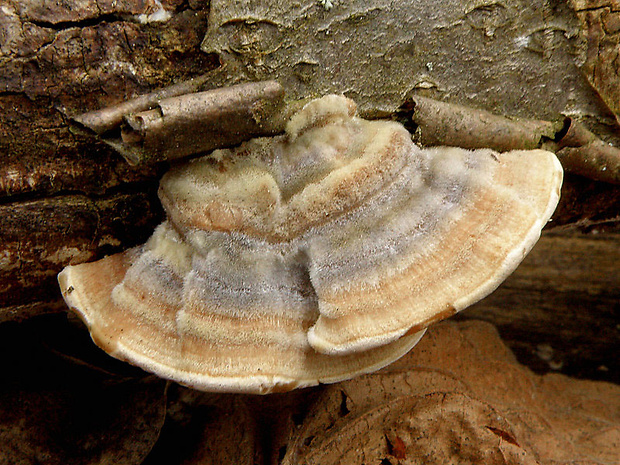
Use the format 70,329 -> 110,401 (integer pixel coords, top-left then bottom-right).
73,74 -> 217,135
555,118 -> 620,185
409,96 -> 620,184
118,81 -> 286,164
75,80 -> 287,165
409,95 -> 561,152
75,76 -> 619,182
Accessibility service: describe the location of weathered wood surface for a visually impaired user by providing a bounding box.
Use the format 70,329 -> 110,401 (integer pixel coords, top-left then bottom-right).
460,227 -> 620,384
0,192 -> 162,320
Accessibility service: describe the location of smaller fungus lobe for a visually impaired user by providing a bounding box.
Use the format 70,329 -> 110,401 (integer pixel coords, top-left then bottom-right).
58,95 -> 563,394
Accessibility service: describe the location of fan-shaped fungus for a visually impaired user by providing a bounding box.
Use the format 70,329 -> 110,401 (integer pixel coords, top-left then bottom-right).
58,95 -> 562,393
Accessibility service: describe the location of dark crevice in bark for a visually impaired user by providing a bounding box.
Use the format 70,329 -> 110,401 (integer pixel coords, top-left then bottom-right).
0,178 -> 163,206
28,14 -> 129,31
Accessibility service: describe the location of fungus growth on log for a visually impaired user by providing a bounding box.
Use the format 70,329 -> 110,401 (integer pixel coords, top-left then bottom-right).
58,95 -> 563,394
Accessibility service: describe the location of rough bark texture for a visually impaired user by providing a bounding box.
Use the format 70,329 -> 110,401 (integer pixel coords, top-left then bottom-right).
570,0 -> 620,123
0,0 -> 618,462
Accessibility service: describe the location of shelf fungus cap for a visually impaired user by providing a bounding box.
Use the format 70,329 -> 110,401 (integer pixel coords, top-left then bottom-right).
58,95 -> 563,394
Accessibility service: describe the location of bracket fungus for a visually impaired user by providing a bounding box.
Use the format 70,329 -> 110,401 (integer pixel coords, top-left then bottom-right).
58,95 -> 563,394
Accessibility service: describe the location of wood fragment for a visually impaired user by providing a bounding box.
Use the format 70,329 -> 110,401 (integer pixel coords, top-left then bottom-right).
0,193 -> 161,320
76,80 -> 288,165
462,228 -> 620,383
409,96 -> 561,152
73,74 -> 217,135
409,96 -> 620,184
554,118 -> 620,184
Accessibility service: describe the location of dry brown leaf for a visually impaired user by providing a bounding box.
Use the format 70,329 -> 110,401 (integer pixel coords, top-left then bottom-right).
280,321 -> 620,465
